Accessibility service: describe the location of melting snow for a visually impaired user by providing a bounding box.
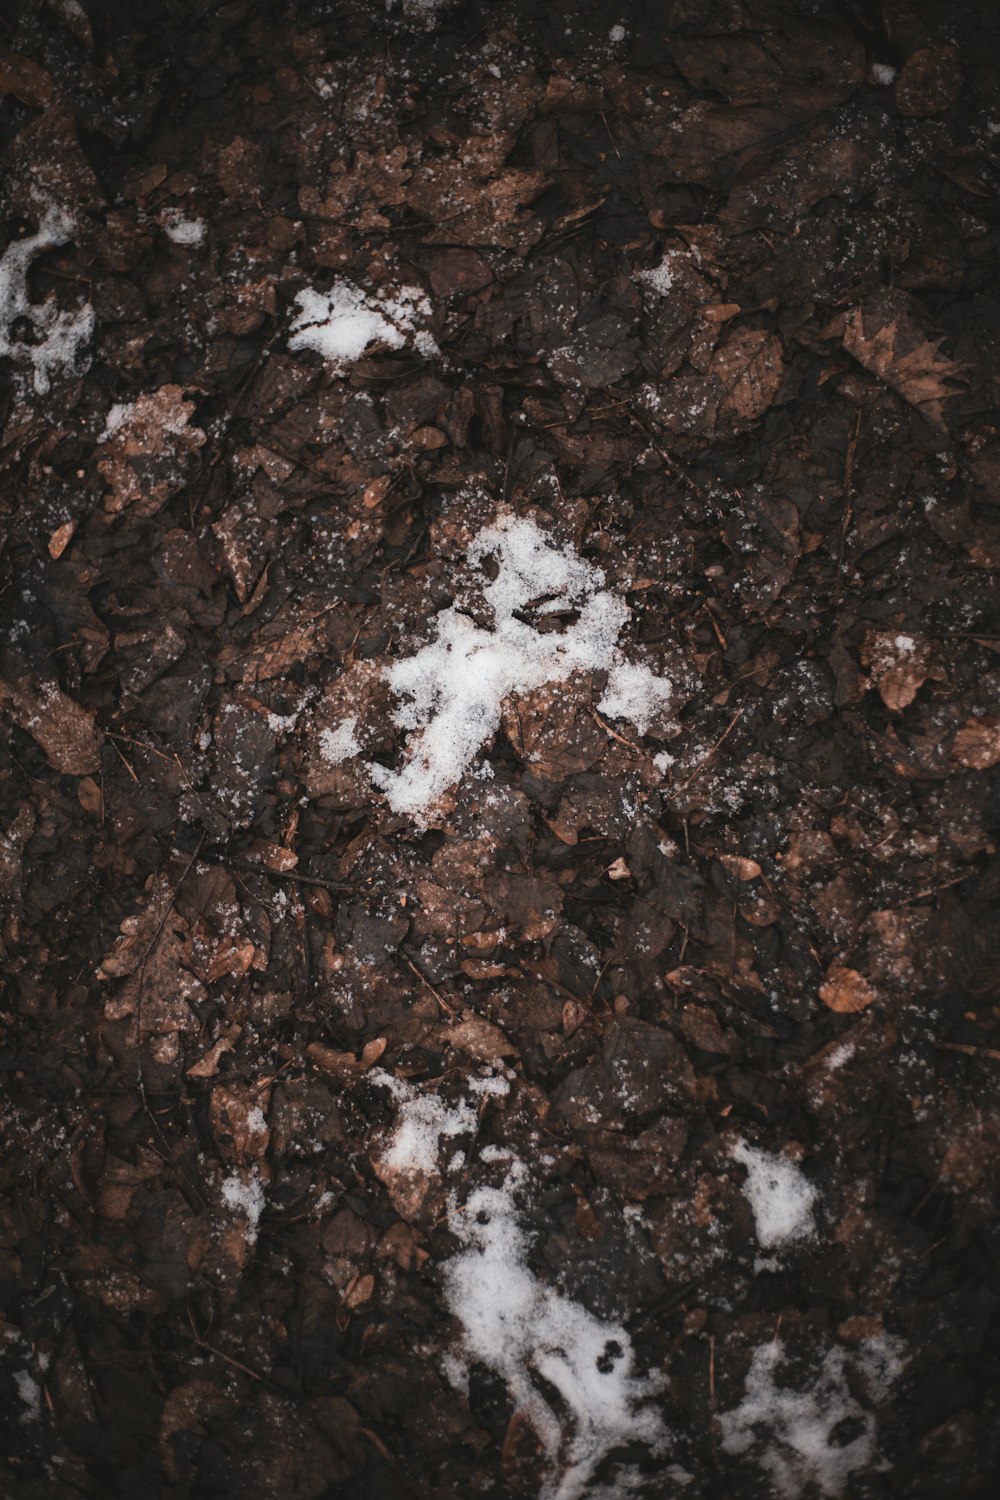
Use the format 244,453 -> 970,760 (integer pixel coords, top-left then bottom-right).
14,1369 -> 41,1423
733,1139 -> 817,1250
720,1336 -> 906,1497
162,209 -> 207,245
289,280 -> 437,369
444,1167 -> 667,1500
221,1169 -> 266,1245
365,512 -> 672,820
373,1070 -> 477,1175
320,716 -> 360,764
0,207 -> 94,394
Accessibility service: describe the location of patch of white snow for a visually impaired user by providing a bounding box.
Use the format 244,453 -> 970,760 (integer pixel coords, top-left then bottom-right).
732,1139 -> 817,1250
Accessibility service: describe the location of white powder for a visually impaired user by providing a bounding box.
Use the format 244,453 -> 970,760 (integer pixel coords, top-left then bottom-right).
733,1139 -> 817,1249
319,716 -> 360,764
14,1370 -> 41,1423
609,24 -> 626,42
598,661 -> 673,734
373,1070 -> 477,1176
99,402 -> 134,442
872,63 -> 896,85
162,209 -> 207,246
289,280 -> 437,369
720,1337 -> 905,1497
653,750 -> 675,775
366,513 -> 672,821
0,207 -> 94,395
444,1174 -> 667,1500
221,1170 -> 266,1245
637,253 -> 679,297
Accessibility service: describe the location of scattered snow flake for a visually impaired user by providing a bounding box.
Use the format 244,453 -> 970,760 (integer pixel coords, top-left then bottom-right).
872,63 -> 897,85
319,716 -> 360,764
444,1176 -> 667,1500
99,401 -> 134,442
367,512 -> 670,821
609,24 -> 626,43
732,1139 -> 817,1250
636,252 -> 680,297
289,280 -> 437,370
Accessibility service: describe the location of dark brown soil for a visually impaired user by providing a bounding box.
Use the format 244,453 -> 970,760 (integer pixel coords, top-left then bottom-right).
1,1 -> 999,1496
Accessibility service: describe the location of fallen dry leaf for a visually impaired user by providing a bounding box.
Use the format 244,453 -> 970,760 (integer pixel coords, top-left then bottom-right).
895,46 -> 962,117
820,966 -> 877,1014
951,718 -> 1000,771
0,675 -> 100,775
98,385 -> 206,517
843,292 -> 964,429
712,328 -> 784,425
862,630 -> 943,713
0,54 -> 53,107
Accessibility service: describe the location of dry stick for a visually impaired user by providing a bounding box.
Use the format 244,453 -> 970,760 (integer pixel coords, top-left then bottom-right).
838,407 -> 862,580
187,1311 -> 269,1385
934,1040 -> 1000,1063
672,703 -> 745,797
591,704 -> 644,754
400,951 -> 458,1017
134,836 -> 206,1129
200,854 -> 352,892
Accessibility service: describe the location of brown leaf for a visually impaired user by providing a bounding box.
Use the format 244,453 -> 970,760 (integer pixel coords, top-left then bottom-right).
862,630 -> 943,713
718,853 -> 762,881
210,1085 -> 270,1163
98,386 -> 206,518
819,966 -> 877,1013
47,518 -> 77,558
951,718 -> 1000,771
0,675 -> 100,775
843,292 -> 964,429
711,328 -> 784,425
896,46 -> 962,117
440,1014 -> 517,1063
0,55 -> 53,107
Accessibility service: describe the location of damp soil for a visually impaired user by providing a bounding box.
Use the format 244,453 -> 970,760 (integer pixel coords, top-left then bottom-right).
1,1 -> 1000,1497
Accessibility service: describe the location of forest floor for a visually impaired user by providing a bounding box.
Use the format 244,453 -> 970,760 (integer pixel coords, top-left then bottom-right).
1,1 -> 1000,1496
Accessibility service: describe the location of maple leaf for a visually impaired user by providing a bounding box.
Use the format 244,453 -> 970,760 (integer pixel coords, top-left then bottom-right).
843,291 -> 965,429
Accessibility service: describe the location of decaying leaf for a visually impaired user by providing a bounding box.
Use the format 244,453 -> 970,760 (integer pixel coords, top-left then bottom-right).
711,328 -> 783,424
951,718 -> 1000,771
843,292 -> 964,429
0,675 -> 100,775
819,966 -> 877,1013
862,631 -> 944,713
98,385 -> 206,517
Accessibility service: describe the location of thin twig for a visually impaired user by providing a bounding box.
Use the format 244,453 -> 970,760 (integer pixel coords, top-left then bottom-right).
399,951 -> 457,1017
672,704 -> 745,796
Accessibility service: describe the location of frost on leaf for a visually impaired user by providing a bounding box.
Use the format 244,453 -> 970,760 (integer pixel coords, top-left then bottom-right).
365,513 -> 672,822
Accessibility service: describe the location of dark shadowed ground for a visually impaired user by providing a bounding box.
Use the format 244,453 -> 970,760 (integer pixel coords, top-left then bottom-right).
1,1 -> 999,1496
